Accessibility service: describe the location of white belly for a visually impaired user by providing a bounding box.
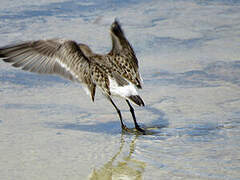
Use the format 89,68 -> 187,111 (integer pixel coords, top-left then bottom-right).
108,77 -> 138,98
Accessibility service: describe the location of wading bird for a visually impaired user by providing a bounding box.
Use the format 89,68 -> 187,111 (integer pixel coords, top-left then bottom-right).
0,20 -> 145,133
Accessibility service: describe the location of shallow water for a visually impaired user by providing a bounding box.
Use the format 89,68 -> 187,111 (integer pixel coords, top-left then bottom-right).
0,0 -> 240,179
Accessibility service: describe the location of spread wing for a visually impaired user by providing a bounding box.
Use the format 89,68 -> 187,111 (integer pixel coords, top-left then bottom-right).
0,39 -> 98,101
110,20 -> 138,67
110,20 -> 142,88
0,39 -> 90,81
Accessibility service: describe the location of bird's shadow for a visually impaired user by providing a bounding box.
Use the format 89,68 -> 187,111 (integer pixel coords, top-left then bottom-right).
46,121 -> 167,135
46,121 -> 122,135
45,104 -> 169,135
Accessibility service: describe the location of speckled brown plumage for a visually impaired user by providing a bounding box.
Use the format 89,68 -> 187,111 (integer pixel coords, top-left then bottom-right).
0,19 -> 145,133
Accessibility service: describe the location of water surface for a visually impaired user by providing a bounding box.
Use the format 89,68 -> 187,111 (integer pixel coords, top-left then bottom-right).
0,0 -> 240,179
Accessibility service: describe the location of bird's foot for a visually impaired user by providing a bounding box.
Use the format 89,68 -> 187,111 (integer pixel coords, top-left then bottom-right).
121,124 -> 146,135
121,124 -> 131,132
135,125 -> 146,135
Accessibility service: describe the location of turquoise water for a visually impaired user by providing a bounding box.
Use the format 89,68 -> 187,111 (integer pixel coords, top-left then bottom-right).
0,0 -> 240,179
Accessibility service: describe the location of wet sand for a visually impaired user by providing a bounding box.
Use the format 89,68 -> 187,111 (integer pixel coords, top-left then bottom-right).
0,0 -> 240,179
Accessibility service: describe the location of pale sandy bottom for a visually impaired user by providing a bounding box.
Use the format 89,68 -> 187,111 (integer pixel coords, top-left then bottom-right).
0,1 -> 240,179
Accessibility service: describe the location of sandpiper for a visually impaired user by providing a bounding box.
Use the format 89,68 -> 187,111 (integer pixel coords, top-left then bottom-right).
0,20 -> 145,133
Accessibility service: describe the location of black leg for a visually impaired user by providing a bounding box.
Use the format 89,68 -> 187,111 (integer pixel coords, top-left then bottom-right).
126,100 -> 145,133
108,97 -> 128,131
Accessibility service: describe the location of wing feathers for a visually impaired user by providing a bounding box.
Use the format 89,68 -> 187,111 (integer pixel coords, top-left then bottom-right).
0,21 -> 143,102
0,39 -> 89,82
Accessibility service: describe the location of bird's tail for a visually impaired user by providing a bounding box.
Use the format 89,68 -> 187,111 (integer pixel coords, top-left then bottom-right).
128,95 -> 145,106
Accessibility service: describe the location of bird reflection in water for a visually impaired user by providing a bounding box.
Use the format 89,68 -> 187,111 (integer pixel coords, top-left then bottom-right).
89,135 -> 146,180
